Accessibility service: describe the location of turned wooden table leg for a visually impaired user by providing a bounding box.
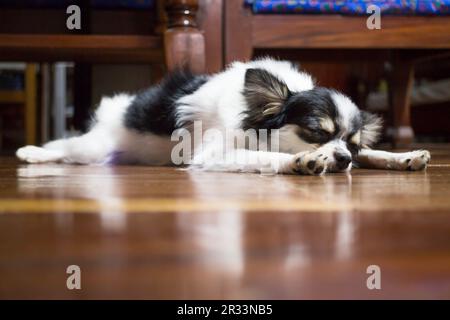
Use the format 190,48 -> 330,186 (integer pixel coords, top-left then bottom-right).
163,0 -> 205,74
25,64 -> 37,145
388,59 -> 415,148
225,0 -> 253,65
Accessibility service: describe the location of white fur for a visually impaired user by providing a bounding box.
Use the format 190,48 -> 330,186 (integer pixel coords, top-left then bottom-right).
357,149 -> 430,171
17,93 -> 173,165
331,91 -> 359,135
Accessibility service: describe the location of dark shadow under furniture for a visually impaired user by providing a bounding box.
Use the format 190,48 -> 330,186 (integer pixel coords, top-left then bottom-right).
225,0 -> 450,146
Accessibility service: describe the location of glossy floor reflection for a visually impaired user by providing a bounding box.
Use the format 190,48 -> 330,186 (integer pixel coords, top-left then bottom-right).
1,144 -> 450,299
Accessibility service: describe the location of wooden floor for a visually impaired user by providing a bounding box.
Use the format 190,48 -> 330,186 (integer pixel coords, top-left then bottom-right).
1,144 -> 450,299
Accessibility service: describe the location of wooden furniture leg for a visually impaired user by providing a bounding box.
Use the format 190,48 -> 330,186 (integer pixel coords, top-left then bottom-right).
40,63 -> 51,143
163,0 -> 205,74
225,0 -> 253,65
198,0 -> 223,73
25,64 -> 37,145
389,58 -> 415,147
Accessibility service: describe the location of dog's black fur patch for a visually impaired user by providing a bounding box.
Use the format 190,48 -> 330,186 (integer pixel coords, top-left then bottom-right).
241,69 -> 341,143
241,68 -> 292,130
285,87 -> 340,144
124,69 -> 209,135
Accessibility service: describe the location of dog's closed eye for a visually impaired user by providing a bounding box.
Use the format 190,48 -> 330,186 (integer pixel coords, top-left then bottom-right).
299,127 -> 332,144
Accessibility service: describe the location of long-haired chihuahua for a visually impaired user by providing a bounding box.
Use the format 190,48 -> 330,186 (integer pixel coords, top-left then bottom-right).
17,58 -> 430,174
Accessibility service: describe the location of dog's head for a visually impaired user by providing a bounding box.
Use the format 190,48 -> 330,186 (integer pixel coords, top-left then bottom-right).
242,68 -> 382,172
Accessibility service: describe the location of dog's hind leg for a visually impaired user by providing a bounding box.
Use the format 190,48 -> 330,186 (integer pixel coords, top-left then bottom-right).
16,126 -> 116,164
16,93 -> 134,164
356,148 -> 430,171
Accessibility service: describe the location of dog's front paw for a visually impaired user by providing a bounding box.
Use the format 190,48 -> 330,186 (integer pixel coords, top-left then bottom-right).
399,150 -> 430,171
291,151 -> 329,175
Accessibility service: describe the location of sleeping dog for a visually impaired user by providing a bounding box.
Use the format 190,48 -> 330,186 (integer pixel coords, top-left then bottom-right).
16,58 -> 430,174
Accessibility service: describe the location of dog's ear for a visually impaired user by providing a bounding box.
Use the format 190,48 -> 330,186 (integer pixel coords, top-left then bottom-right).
360,111 -> 383,147
243,68 -> 291,118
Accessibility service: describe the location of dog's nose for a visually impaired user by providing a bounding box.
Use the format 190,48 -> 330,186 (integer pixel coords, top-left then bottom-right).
334,152 -> 352,170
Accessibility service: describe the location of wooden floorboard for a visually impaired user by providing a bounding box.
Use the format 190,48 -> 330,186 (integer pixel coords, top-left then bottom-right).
1,144 -> 450,299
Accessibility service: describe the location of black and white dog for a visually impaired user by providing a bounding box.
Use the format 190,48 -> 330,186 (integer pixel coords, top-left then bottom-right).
17,58 -> 430,174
